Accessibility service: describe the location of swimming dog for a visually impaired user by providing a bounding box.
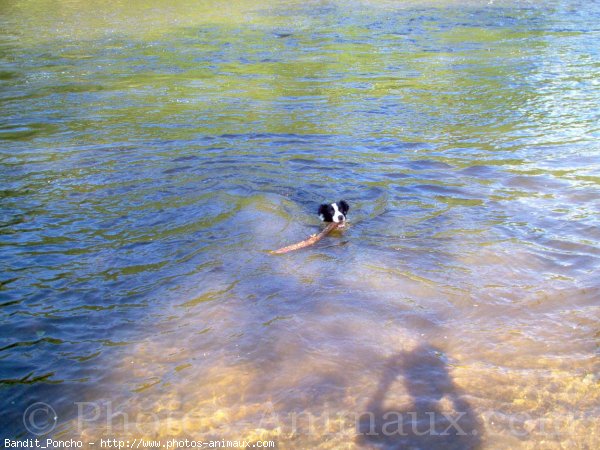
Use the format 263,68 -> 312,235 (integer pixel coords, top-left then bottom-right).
318,200 -> 349,226
271,200 -> 349,254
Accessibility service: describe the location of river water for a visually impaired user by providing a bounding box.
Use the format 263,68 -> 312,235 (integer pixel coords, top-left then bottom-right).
1,0 -> 599,448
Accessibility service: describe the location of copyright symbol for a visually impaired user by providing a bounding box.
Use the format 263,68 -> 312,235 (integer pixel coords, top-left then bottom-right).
23,402 -> 57,435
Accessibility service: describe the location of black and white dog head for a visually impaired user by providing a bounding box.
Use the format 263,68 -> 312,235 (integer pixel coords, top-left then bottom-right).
318,200 -> 349,224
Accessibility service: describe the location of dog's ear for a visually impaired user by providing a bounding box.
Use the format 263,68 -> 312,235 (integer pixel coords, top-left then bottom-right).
338,200 -> 349,214
318,204 -> 328,220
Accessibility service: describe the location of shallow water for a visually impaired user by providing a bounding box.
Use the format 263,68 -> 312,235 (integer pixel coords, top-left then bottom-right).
1,0 -> 599,448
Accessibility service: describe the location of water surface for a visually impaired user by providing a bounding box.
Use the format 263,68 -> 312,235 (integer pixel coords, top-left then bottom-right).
1,0 -> 599,448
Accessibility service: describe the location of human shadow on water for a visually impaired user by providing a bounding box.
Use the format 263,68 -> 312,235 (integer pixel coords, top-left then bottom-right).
357,343 -> 482,450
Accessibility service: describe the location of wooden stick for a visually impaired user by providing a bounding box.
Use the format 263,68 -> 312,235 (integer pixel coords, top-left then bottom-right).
270,222 -> 340,254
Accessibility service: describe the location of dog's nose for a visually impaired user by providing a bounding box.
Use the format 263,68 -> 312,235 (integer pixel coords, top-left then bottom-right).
337,215 -> 344,222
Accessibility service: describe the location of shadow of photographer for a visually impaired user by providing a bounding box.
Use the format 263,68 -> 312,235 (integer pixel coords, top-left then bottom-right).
357,343 -> 482,450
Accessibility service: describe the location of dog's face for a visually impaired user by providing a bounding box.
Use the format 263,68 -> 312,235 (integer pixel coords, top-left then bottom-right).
318,200 -> 349,224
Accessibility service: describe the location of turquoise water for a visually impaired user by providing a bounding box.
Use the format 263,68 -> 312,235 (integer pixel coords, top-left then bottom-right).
1,1 -> 599,448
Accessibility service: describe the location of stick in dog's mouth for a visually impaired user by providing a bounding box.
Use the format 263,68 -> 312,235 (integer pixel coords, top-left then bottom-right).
270,222 -> 341,255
